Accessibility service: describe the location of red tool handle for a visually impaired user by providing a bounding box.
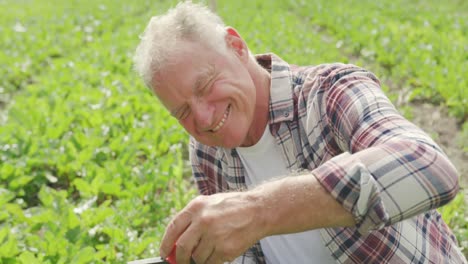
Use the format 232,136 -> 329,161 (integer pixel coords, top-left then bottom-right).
165,245 -> 196,264
165,245 -> 177,264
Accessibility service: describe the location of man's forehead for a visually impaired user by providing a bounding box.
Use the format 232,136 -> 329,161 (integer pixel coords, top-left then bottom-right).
153,60 -> 215,90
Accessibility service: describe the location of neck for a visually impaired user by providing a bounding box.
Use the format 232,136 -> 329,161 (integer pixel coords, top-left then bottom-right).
240,60 -> 271,147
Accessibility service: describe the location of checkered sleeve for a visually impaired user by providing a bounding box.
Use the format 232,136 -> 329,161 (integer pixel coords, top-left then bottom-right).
310,65 -> 460,234
230,242 -> 265,264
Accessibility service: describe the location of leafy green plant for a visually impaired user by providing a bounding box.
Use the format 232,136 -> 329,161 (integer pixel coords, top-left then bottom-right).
439,191 -> 468,257
0,0 -> 466,263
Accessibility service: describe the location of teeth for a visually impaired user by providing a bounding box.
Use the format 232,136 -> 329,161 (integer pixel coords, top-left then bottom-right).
212,105 -> 230,132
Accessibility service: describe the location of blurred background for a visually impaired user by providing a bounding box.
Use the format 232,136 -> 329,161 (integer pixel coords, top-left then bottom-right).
0,0 -> 466,262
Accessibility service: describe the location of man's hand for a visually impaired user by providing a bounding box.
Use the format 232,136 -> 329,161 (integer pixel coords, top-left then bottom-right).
160,175 -> 355,264
159,192 -> 265,264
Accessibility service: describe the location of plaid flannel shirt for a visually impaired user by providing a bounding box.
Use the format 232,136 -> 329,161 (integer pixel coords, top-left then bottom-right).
188,53 -> 466,263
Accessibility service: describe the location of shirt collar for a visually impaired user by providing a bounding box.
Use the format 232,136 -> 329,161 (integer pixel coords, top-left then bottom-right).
255,53 -> 295,124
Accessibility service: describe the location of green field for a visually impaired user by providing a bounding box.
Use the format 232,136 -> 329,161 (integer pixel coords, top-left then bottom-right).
0,0 -> 466,263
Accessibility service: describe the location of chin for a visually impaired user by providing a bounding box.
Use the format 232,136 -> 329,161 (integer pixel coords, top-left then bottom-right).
204,137 -> 243,149
221,134 -> 248,148
202,138 -> 240,149
221,141 -> 242,149
196,130 -> 248,149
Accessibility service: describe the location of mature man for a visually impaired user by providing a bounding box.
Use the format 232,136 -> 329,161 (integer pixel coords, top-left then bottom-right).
134,2 -> 465,264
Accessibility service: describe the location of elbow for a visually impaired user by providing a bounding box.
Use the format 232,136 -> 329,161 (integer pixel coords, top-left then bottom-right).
437,157 -> 460,207
400,139 -> 460,208
425,144 -> 460,207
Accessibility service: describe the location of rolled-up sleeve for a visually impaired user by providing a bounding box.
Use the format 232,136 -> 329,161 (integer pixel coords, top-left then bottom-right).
309,66 -> 459,234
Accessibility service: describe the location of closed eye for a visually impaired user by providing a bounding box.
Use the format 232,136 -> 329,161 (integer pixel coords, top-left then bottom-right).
171,104 -> 190,121
178,105 -> 191,120
196,78 -> 212,97
195,68 -> 217,97
200,76 -> 219,100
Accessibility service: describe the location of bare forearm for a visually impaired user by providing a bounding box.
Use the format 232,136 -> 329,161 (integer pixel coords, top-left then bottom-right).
248,174 -> 356,236
159,173 -> 355,264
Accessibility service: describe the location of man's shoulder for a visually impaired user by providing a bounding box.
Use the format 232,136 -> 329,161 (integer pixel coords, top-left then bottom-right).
256,52 -> 369,82
293,62 -> 368,80
291,62 -> 379,96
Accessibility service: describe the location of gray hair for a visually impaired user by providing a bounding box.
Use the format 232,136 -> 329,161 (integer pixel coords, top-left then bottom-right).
133,1 -> 227,89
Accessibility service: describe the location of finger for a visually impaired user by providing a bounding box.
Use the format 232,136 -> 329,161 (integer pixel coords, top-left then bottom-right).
175,224 -> 202,264
205,248 -> 222,264
160,210 -> 192,258
191,235 -> 214,264
206,243 -> 241,264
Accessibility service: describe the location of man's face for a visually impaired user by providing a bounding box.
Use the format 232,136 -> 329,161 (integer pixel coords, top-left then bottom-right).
153,39 -> 257,148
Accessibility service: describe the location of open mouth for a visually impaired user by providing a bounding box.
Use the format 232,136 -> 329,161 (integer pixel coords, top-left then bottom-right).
211,105 -> 231,132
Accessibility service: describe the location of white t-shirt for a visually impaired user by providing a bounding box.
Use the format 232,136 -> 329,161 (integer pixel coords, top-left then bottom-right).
236,126 -> 336,264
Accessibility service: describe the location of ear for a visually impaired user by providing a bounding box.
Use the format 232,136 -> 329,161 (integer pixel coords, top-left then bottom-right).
224,26 -> 249,62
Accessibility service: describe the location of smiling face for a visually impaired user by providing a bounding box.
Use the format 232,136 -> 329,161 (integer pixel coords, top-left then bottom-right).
152,30 -> 267,148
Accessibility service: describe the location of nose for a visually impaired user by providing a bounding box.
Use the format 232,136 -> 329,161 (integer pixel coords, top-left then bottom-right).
192,99 -> 215,131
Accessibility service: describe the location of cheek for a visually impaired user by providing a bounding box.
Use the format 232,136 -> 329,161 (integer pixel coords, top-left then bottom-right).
179,119 -> 195,134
